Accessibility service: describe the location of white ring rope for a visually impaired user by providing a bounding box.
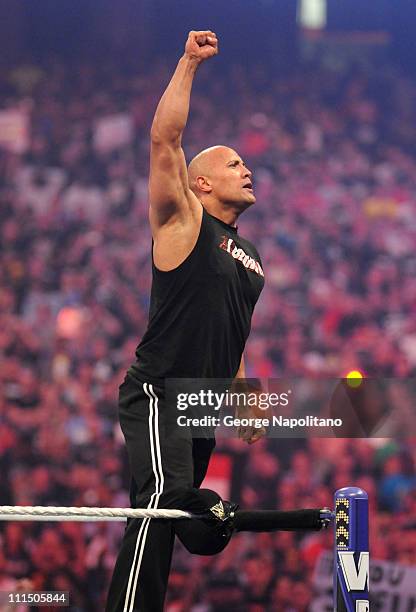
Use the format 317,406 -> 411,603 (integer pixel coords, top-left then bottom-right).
0,506 -> 192,522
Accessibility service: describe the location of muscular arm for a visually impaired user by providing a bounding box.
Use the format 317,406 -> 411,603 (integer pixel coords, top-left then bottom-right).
149,31 -> 218,230
150,56 -> 198,146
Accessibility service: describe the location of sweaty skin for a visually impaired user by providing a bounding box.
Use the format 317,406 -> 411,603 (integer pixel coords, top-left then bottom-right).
187,146 -> 219,190
149,30 -> 264,444
149,31 -> 254,272
188,145 -> 255,221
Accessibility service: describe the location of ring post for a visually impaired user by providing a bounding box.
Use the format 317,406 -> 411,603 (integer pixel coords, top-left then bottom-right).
334,487 -> 369,611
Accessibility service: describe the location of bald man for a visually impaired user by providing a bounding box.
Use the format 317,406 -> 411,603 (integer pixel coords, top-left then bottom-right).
106,31 -> 266,611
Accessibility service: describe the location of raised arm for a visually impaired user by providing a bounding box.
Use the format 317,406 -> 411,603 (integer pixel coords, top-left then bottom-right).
149,30 -> 218,231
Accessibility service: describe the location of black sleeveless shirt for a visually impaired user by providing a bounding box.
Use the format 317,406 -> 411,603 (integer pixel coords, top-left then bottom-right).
129,206 -> 264,383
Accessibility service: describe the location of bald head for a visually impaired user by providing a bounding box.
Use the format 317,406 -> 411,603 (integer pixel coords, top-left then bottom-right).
188,145 -> 237,195
186,145 -> 255,213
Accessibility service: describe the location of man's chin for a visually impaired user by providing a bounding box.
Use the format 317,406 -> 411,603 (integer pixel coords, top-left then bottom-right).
238,196 -> 255,211
226,195 -> 256,210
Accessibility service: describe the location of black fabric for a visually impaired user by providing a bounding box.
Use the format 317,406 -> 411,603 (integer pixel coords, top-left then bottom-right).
130,206 -> 265,384
108,205 -> 265,611
234,508 -> 324,532
106,377 -> 325,611
105,374 -> 231,612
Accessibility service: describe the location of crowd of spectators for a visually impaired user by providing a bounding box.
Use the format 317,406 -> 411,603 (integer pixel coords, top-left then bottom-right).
1,52 -> 416,610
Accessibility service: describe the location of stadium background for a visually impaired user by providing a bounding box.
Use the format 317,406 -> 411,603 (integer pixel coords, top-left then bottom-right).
0,1 -> 415,610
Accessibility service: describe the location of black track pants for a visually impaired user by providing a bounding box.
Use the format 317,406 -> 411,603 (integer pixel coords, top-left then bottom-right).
105,373 -> 229,612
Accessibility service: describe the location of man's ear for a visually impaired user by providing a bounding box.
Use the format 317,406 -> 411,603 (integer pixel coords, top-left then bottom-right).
196,176 -> 212,193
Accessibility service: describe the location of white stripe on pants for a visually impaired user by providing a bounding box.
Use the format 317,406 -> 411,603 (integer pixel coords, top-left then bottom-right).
124,383 -> 164,611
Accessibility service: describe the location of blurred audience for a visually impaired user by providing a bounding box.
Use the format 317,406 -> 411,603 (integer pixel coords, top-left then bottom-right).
1,55 -> 416,610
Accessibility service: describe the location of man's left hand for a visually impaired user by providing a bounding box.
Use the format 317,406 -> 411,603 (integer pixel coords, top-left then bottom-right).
239,423 -> 267,445
236,404 -> 267,444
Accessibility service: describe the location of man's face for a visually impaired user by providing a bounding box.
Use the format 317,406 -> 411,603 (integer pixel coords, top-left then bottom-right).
204,147 -> 256,208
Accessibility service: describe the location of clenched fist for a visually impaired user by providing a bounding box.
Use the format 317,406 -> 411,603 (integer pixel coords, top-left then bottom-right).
185,30 -> 218,63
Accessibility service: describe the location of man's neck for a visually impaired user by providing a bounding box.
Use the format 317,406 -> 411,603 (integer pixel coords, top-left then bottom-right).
200,199 -> 241,227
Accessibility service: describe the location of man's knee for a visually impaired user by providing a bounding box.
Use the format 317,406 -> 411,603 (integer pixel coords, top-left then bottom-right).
136,486 -> 236,555
174,488 -> 235,556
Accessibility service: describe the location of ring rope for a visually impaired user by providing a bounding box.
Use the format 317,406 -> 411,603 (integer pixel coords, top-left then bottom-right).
0,505 -> 192,522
